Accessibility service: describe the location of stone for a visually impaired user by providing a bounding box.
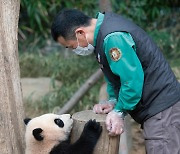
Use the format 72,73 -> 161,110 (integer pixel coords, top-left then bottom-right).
21,77 -> 62,102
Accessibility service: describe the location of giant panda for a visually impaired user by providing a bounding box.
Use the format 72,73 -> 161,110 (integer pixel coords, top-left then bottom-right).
24,113 -> 102,154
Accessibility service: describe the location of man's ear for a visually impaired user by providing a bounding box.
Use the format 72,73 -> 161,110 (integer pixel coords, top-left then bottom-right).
75,28 -> 85,36
24,118 -> 31,125
33,128 -> 44,141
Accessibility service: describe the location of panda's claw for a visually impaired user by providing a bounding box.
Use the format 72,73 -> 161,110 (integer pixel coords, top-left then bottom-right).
84,119 -> 102,134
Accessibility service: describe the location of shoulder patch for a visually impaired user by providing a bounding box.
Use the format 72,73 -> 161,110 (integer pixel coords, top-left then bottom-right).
109,48 -> 122,61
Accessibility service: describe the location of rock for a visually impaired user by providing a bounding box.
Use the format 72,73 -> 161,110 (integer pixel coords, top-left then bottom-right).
21,77 -> 62,102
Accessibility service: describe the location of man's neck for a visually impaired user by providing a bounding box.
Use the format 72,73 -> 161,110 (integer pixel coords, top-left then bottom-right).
84,18 -> 97,45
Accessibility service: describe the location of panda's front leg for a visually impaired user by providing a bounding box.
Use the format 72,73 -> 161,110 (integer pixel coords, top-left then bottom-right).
70,119 -> 102,154
80,119 -> 102,146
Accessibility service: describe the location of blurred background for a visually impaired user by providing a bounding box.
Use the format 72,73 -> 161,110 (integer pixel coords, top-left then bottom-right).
18,0 -> 180,153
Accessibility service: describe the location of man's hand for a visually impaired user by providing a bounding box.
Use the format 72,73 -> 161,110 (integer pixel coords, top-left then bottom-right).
106,110 -> 125,136
93,100 -> 115,114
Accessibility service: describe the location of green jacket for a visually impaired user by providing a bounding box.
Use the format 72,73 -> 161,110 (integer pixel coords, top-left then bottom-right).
94,13 -> 144,112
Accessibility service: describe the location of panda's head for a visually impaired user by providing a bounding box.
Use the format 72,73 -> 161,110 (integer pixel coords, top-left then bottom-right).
24,113 -> 73,153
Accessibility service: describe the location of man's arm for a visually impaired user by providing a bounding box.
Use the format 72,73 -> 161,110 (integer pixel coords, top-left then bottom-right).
104,75 -> 117,101
103,32 -> 144,113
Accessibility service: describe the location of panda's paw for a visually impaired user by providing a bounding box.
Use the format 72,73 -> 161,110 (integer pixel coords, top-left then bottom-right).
83,119 -> 102,139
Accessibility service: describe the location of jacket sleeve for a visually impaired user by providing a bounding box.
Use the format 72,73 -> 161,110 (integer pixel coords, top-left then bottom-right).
103,32 -> 144,112
104,76 -> 117,101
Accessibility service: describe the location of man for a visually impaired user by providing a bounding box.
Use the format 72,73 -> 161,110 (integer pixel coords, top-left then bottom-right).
51,9 -> 180,153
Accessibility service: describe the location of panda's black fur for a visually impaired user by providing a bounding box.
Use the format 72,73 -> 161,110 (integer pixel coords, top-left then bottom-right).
50,119 -> 102,154
24,113 -> 102,154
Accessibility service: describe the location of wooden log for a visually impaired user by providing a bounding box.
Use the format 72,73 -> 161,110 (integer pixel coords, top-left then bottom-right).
99,0 -> 112,12
58,69 -> 103,114
71,110 -> 120,154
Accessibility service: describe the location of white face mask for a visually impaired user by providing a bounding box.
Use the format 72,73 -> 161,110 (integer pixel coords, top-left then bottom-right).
72,34 -> 94,56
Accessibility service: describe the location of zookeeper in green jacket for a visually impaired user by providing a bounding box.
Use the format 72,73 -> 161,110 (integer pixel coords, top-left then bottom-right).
51,9 -> 180,154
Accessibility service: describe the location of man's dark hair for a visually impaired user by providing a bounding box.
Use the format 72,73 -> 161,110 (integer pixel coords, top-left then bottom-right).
51,9 -> 92,41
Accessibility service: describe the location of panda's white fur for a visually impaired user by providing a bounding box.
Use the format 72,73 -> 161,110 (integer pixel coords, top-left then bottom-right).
25,113 -> 73,154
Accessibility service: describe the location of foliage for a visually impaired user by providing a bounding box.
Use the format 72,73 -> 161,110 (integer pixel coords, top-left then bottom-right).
19,0 -> 98,38
148,29 -> 180,59
110,0 -> 171,27
20,52 -> 102,115
20,52 -> 98,80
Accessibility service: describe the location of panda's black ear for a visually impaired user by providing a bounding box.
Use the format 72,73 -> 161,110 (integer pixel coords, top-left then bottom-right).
33,128 -> 44,141
24,118 -> 31,125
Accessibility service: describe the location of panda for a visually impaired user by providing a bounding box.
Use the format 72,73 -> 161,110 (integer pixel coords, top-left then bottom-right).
24,113 -> 102,154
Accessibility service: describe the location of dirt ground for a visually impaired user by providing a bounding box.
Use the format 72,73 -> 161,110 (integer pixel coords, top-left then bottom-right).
130,120 -> 146,154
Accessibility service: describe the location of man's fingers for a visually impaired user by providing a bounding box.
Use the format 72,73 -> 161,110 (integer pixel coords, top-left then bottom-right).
119,127 -> 124,134
108,124 -> 117,136
93,104 -> 103,113
105,116 -> 112,131
93,104 -> 97,113
115,126 -> 123,135
103,108 -> 111,113
106,119 -> 124,136
108,126 -> 124,136
93,104 -> 100,113
110,122 -> 117,134
97,105 -> 103,113
103,104 -> 113,113
93,103 -> 113,114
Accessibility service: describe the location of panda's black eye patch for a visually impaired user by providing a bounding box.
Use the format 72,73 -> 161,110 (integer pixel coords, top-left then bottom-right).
54,119 -> 64,128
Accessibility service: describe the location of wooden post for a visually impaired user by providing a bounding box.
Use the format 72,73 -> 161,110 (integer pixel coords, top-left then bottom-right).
99,0 -> 112,12
0,0 -> 25,154
58,69 -> 103,114
71,110 -> 120,154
